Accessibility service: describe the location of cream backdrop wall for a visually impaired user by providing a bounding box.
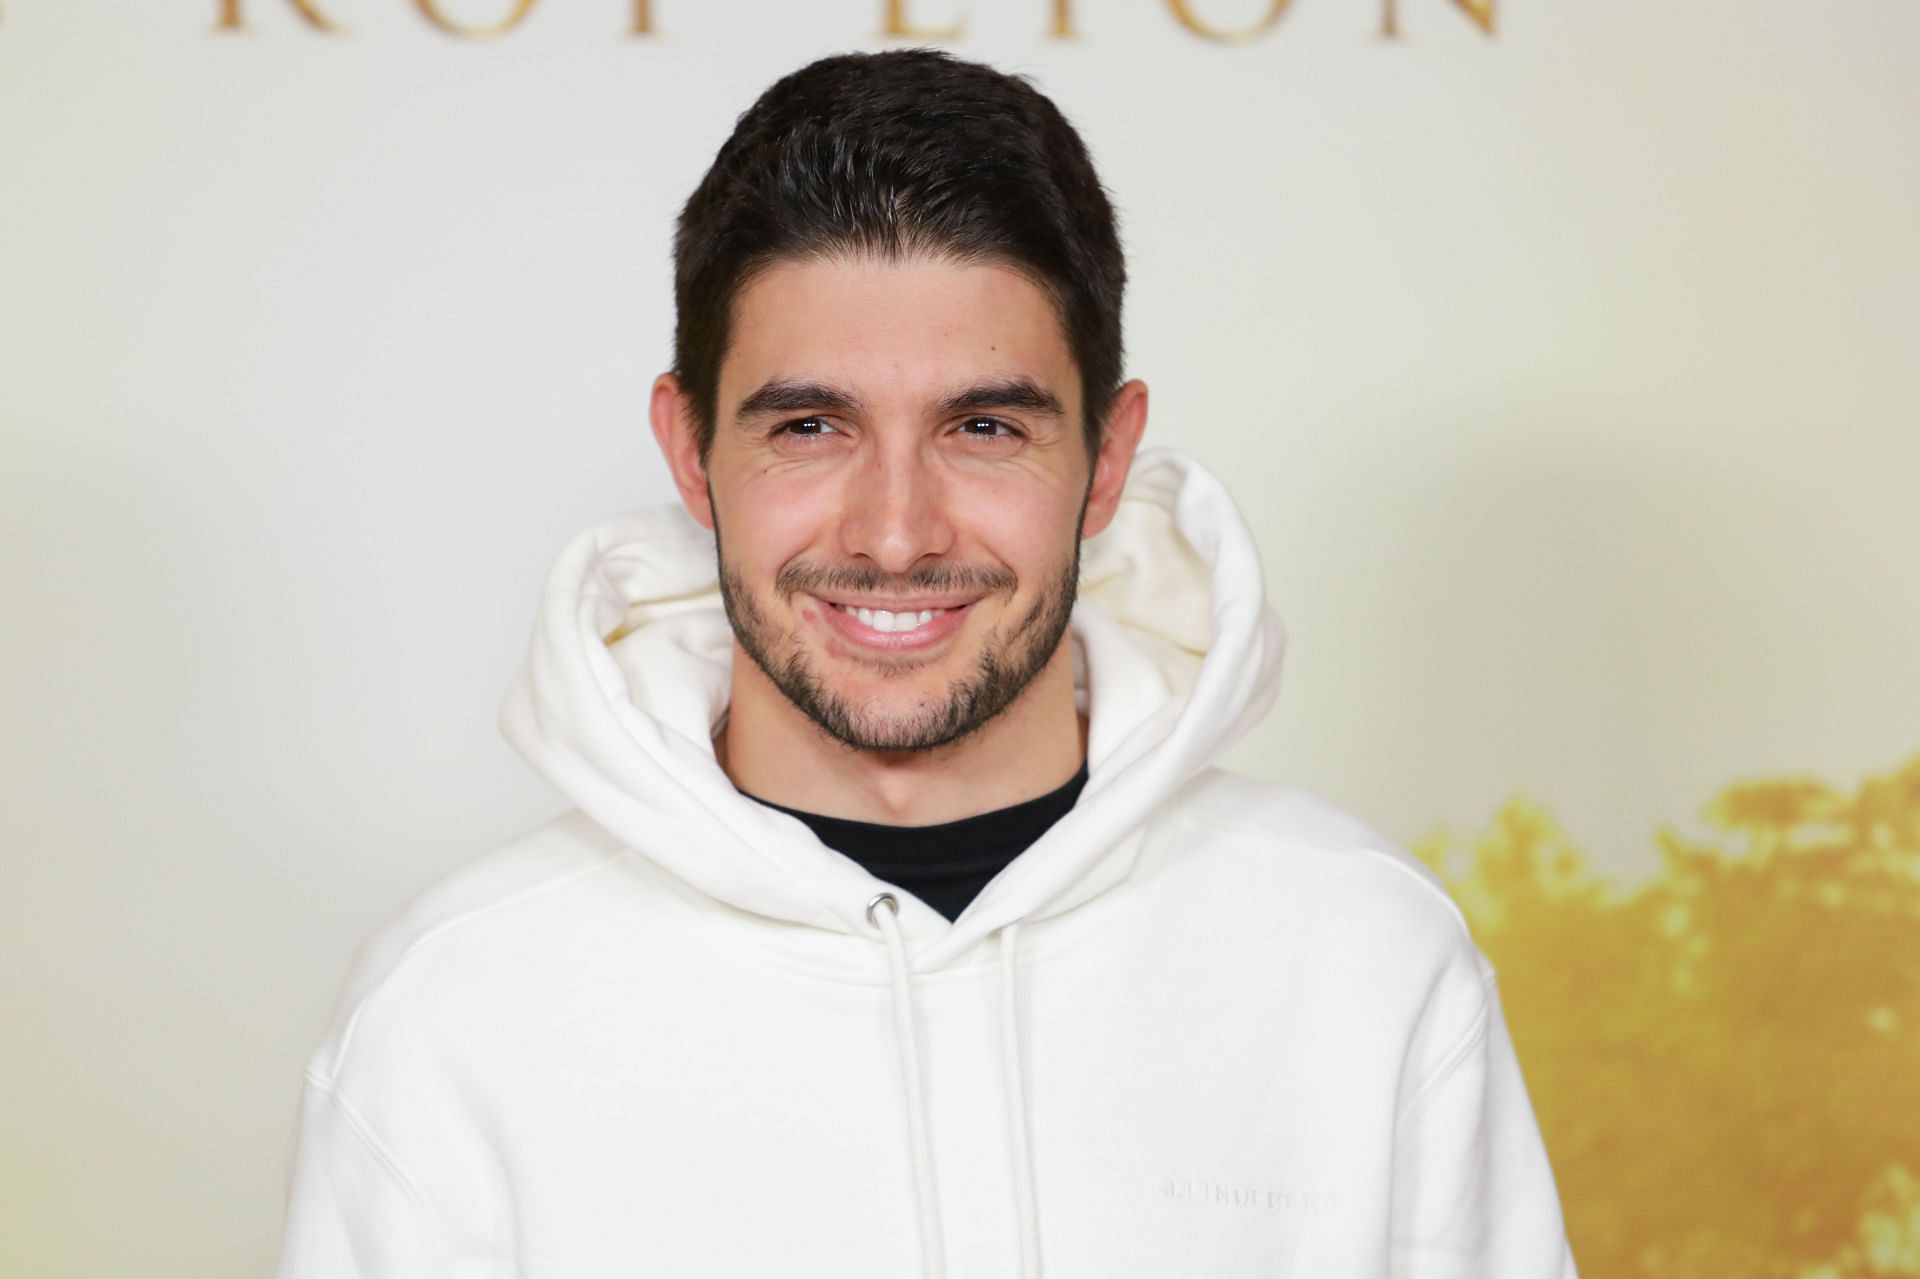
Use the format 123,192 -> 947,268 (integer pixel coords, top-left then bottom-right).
2,1 -> 1915,1275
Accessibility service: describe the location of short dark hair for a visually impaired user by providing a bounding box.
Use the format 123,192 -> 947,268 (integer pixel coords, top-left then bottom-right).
671,49 -> 1126,459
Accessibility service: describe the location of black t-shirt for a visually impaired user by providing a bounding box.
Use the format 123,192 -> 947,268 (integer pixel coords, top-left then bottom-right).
743,761 -> 1091,922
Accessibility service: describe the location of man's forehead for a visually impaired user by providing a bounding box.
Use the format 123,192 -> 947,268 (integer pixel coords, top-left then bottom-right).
718,254 -> 1080,409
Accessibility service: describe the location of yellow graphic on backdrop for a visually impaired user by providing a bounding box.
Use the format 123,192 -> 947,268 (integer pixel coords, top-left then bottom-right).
1417,755 -> 1920,1278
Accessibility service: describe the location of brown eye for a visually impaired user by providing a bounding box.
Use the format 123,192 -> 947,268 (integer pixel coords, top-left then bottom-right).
779,416 -> 838,438
957,417 -> 1016,439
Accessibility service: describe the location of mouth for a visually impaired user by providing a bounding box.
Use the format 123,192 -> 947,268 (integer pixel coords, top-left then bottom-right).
808,595 -> 977,650
830,602 -> 953,633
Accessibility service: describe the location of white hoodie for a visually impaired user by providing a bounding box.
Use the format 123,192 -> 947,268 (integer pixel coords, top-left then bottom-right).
276,448 -> 1577,1278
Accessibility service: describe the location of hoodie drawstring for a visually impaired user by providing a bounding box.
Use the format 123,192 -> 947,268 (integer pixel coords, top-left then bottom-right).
868,893 -> 946,1279
998,921 -> 1044,1278
866,894 -> 1043,1279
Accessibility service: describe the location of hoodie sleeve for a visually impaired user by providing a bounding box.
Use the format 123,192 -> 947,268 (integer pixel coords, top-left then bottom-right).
1389,963 -> 1579,1279
275,1073 -> 454,1279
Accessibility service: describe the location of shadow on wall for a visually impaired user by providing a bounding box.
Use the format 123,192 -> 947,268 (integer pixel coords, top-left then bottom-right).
1417,755 -> 1920,1279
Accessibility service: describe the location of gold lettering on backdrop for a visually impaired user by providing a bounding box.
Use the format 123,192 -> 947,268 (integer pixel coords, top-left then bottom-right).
882,0 -> 965,39
214,0 -> 336,32
201,0 -> 1497,43
1378,0 -> 1494,38
413,0 -> 538,38
1164,0 -> 1290,44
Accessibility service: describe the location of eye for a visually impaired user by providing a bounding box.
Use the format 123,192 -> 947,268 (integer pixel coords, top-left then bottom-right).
955,416 -> 1020,440
775,416 -> 839,439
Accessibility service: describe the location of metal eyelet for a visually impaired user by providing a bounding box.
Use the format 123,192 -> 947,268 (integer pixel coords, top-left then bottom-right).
865,892 -> 899,928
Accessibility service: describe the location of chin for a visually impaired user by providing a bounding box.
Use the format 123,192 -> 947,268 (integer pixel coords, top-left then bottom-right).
826,649 -> 953,683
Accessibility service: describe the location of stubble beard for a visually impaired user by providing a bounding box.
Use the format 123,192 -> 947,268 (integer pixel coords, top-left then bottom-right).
714,530 -> 1083,755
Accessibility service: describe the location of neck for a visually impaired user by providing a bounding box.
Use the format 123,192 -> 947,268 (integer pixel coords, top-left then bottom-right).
716,640 -> 1086,826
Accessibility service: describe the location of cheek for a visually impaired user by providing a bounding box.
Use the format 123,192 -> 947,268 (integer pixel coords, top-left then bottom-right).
721,468 -> 839,581
956,475 -> 1082,571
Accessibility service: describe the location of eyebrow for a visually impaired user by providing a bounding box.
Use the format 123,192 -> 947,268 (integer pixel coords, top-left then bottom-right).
934,377 -> 1066,419
731,376 -> 1067,426
734,379 -> 864,423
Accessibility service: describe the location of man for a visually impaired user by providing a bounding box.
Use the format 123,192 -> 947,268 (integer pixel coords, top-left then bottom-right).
277,48 -> 1576,1278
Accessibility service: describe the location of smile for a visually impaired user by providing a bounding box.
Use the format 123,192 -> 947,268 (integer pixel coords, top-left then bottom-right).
808,595 -> 976,651
833,604 -> 946,633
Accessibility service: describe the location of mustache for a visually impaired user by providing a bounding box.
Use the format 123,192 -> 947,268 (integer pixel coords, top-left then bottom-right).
773,560 -> 1018,598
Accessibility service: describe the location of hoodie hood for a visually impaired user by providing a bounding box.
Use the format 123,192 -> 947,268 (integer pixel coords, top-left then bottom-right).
498,447 -> 1284,968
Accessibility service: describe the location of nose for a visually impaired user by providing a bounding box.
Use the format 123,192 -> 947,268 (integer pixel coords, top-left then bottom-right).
838,438 -> 956,575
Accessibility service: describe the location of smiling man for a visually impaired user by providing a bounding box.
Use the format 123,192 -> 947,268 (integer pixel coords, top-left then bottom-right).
277,49 -> 1576,1279
679,253 -> 1130,833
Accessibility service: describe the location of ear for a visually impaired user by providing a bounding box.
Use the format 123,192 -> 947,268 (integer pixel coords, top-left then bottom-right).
1079,378 -> 1149,540
649,372 -> 715,531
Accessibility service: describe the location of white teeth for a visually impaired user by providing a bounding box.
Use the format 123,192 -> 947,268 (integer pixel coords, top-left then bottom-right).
846,605 -> 946,633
